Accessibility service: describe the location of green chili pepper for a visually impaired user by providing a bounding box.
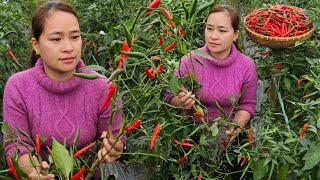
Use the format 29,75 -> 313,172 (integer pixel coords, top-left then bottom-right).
120,51 -> 146,58
107,68 -> 124,83
73,72 -> 99,80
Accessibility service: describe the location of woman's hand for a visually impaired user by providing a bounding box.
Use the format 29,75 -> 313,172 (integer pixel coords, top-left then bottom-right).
27,161 -> 55,180
170,91 -> 195,109
98,131 -> 124,163
225,127 -> 242,141
178,91 -> 195,109
225,110 -> 251,142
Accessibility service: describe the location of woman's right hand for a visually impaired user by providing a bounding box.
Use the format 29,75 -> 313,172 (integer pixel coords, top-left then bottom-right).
177,91 -> 195,110
28,161 -> 55,180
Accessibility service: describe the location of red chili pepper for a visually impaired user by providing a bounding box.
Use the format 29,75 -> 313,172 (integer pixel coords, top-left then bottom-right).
35,134 -> 41,153
73,141 -> 96,158
273,63 -> 282,71
174,140 -> 194,148
197,175 -> 202,180
249,127 -> 254,148
161,8 -> 172,21
152,64 -> 165,76
149,123 -> 161,150
299,123 -> 308,138
180,142 -> 194,148
177,156 -> 187,164
164,41 -> 177,52
124,119 -> 142,133
296,79 -> 305,88
156,64 -> 164,73
119,40 -> 131,60
163,27 -> 170,37
144,67 -> 155,80
193,111 -> 203,118
169,20 -> 175,27
6,50 -> 19,63
281,21 -> 287,36
7,157 -> 18,180
159,35 -> 164,46
222,138 -> 229,147
148,0 -> 160,9
240,155 -> 249,167
71,166 -> 86,180
117,58 -> 124,69
99,83 -> 117,110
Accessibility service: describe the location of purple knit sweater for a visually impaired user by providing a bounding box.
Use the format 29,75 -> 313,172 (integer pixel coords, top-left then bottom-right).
3,59 -> 122,157
165,44 -> 258,122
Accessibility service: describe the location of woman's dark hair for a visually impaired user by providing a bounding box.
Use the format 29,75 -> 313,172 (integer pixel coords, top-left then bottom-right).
206,4 -> 241,52
30,1 -> 78,67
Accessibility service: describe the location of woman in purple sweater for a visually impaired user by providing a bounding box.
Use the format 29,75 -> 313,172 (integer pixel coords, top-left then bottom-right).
167,5 -> 258,139
3,1 -> 123,179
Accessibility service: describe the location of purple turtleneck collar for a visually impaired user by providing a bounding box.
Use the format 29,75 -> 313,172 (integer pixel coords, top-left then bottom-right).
32,58 -> 86,94
198,43 -> 239,68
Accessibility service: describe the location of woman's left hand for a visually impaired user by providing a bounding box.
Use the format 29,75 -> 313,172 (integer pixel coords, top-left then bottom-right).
226,110 -> 251,141
225,128 -> 242,141
98,131 -> 124,163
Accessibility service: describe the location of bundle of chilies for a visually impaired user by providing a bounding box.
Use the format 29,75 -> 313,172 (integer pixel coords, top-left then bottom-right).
245,4 -> 313,37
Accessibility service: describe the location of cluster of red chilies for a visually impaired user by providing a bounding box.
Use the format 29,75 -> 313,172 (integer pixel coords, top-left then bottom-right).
245,4 -> 313,37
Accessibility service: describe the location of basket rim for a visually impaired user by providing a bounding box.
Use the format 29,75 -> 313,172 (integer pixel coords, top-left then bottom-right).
243,11 -> 315,41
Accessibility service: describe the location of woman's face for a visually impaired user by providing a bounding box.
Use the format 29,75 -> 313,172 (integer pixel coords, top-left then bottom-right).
205,11 -> 238,60
32,10 -> 82,81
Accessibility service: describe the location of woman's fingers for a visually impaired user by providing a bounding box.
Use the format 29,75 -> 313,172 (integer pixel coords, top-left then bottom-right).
28,168 -> 55,180
225,128 -> 241,137
99,147 -> 118,163
225,128 -> 234,136
178,91 -> 186,98
40,161 -> 50,175
100,131 -> 108,139
100,133 -> 124,160
103,138 -> 122,157
178,91 -> 195,109
107,136 -> 124,152
180,91 -> 192,103
184,94 -> 195,109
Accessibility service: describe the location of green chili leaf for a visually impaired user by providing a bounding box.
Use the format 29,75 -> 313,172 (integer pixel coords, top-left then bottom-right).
194,1 -> 217,17
188,0 -> 197,19
1,122 -> 9,134
168,76 -> 179,93
52,139 -> 73,178
302,145 -> 320,171
191,49 -> 213,61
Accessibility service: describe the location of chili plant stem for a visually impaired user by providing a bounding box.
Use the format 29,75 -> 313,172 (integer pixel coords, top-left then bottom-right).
271,75 -> 291,134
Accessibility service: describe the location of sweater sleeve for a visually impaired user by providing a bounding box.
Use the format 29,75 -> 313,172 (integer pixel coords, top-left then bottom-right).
3,75 -> 34,157
239,60 -> 258,118
97,82 -> 122,138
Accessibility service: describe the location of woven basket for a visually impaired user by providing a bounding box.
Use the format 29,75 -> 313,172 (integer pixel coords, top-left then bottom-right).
244,16 -> 315,48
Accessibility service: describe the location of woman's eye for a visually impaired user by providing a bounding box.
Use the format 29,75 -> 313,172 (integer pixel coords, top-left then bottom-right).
220,30 -> 227,33
206,27 -> 213,31
72,35 -> 80,39
51,38 -> 61,41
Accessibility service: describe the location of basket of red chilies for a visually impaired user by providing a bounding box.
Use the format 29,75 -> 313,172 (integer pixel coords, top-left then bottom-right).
244,4 -> 315,48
